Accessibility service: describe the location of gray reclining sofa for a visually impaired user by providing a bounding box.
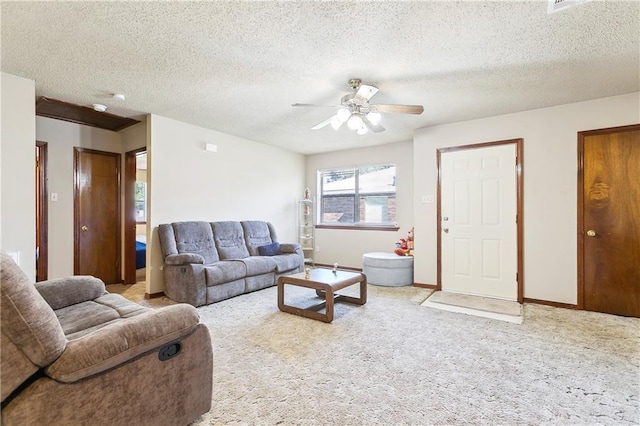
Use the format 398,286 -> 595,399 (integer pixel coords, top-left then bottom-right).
158,220 -> 304,307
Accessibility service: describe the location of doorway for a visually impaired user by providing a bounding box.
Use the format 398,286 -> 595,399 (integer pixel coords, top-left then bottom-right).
578,124 -> 639,317
124,148 -> 147,284
73,147 -> 121,284
437,139 -> 523,302
36,141 -> 48,282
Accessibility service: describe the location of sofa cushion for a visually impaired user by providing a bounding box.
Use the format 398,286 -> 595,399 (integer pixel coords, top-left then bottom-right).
45,303 -> 199,383
240,256 -> 276,275
271,253 -> 303,273
257,242 -> 281,256
160,222 -> 219,264
56,294 -> 150,340
212,221 -> 250,260
205,261 -> 246,285
0,252 -> 66,368
241,221 -> 277,256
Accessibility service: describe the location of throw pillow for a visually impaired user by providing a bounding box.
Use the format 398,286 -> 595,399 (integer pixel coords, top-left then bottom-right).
258,242 -> 281,256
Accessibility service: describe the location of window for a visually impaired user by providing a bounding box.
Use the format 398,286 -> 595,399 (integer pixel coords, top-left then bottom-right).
317,164 -> 397,229
135,181 -> 146,223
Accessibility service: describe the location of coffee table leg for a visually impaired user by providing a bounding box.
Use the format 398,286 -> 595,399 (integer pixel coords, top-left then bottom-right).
278,280 -> 333,323
333,274 -> 367,305
324,287 -> 334,323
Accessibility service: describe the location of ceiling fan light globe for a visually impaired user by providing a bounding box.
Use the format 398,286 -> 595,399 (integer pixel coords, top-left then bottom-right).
357,125 -> 369,135
336,108 -> 351,122
330,116 -> 343,130
347,114 -> 363,130
366,112 -> 382,125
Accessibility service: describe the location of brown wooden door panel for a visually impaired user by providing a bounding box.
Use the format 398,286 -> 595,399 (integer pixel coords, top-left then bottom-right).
579,125 -> 640,317
74,148 -> 121,284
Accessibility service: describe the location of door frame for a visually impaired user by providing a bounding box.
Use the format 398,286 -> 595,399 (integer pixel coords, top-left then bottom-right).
124,147 -> 146,284
36,141 -> 48,281
436,138 -> 524,303
73,147 -> 122,280
576,123 -> 640,310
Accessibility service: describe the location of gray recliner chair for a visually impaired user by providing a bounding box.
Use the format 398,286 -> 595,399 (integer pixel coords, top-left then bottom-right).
0,251 -> 213,425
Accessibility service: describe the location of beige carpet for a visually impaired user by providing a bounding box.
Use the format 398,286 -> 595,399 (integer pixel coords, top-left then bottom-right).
109,283 -> 639,425
421,291 -> 523,324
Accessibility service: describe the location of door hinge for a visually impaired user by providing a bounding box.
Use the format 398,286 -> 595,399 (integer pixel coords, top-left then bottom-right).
516,272 -> 519,281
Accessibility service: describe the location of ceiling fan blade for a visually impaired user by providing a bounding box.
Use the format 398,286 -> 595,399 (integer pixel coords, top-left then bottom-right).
311,115 -> 335,130
354,84 -> 379,101
292,103 -> 341,108
369,104 -> 424,115
362,116 -> 385,133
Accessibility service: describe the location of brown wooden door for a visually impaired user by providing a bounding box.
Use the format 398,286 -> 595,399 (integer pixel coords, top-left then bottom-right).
578,124 -> 640,317
74,148 -> 121,284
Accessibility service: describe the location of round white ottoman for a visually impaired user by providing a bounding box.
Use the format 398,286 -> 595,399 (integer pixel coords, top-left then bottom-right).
362,252 -> 414,287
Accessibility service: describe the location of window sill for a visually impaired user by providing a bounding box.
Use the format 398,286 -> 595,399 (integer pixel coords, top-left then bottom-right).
315,224 -> 399,231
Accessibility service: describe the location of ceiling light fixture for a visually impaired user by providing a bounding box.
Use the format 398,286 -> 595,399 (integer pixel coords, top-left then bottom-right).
112,93 -> 125,101
330,116 -> 344,130
347,114 -> 364,130
336,108 -> 351,122
366,112 -> 381,125
92,103 -> 107,112
357,124 -> 369,135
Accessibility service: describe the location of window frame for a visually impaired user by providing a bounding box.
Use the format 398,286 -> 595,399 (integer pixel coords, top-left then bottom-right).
316,164 -> 399,231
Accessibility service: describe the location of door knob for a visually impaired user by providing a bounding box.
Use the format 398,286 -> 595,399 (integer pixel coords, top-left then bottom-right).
81,225 -> 88,232
586,230 -> 596,237
443,227 -> 449,233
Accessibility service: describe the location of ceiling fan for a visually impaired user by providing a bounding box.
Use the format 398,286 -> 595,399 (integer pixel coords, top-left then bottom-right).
292,79 -> 424,135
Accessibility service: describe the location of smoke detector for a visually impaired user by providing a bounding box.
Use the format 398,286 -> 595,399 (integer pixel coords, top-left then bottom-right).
92,103 -> 107,112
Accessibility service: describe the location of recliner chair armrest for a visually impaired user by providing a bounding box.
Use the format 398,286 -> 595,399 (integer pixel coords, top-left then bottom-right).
165,253 -> 205,265
36,276 -> 107,310
279,243 -> 302,253
45,304 -> 201,383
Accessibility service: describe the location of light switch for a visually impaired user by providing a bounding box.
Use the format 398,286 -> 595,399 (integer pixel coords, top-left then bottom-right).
421,195 -> 434,204
51,192 -> 59,202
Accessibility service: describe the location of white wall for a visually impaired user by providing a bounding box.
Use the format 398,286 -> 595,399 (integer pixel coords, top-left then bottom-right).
147,114 -> 305,294
1,73 -> 36,280
414,92 -> 640,304
36,116 -> 123,278
120,119 -> 147,153
305,141 -> 414,268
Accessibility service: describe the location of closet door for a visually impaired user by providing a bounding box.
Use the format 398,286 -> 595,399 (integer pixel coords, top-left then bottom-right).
579,124 -> 640,317
74,147 -> 121,284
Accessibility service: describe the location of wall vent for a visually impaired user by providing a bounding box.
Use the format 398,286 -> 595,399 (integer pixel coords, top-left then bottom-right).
548,0 -> 591,14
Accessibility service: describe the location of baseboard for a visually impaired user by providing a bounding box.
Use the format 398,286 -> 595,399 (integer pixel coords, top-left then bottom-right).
145,291 -> 165,299
413,283 -> 437,289
523,298 -> 577,310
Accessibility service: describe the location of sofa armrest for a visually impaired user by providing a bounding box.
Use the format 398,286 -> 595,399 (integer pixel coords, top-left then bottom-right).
165,253 -> 205,265
35,276 -> 106,310
163,264 -> 207,307
45,304 -> 200,383
279,242 -> 301,253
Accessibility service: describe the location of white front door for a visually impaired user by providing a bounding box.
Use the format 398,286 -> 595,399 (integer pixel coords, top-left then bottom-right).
440,143 -> 518,300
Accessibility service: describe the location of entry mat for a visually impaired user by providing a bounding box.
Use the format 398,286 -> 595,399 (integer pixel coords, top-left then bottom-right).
421,291 -> 523,324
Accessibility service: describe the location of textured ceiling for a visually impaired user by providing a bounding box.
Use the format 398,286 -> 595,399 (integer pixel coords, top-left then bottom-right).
2,1 -> 638,154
